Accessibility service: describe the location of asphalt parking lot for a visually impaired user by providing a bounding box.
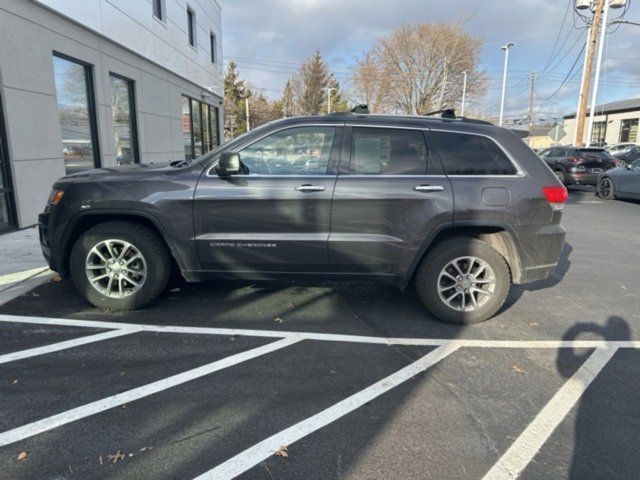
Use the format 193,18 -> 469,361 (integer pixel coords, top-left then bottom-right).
0,188 -> 638,480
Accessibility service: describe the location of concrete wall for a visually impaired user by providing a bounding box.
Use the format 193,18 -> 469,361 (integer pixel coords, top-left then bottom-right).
0,0 -> 223,228
35,0 -> 223,97
561,110 -> 640,146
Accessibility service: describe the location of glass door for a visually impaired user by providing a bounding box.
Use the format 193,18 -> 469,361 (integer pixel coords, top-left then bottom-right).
0,94 -> 16,231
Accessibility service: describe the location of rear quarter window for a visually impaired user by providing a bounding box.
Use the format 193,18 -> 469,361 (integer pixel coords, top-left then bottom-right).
430,131 -> 518,175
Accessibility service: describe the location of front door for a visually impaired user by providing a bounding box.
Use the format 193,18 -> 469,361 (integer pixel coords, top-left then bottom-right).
329,126 -> 453,278
194,125 -> 342,272
618,159 -> 640,195
0,95 -> 16,232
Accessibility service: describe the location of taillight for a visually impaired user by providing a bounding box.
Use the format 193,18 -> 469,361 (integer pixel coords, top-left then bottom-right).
542,186 -> 568,210
567,157 -> 579,164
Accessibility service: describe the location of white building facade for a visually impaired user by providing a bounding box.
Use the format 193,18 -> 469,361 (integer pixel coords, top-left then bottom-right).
0,0 -> 223,230
561,99 -> 640,147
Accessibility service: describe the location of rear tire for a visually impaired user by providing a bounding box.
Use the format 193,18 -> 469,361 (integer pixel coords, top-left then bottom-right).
69,221 -> 171,311
597,177 -> 615,200
415,238 -> 511,324
553,169 -> 566,184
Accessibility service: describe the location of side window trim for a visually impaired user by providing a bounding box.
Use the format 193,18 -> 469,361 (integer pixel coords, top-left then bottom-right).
205,124 -> 343,177
428,128 -> 525,177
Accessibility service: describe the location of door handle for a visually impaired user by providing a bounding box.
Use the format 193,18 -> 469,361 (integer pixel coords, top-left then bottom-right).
295,185 -> 325,192
414,185 -> 444,192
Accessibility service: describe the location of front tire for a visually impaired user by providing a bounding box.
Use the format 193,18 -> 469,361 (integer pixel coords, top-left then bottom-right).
69,221 -> 171,311
415,238 -> 511,324
597,177 -> 615,200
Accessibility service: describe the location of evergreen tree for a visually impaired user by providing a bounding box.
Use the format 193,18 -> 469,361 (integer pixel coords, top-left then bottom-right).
223,62 -> 249,139
298,49 -> 330,115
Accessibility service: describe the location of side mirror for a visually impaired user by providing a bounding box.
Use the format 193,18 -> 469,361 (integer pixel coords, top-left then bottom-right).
216,152 -> 241,176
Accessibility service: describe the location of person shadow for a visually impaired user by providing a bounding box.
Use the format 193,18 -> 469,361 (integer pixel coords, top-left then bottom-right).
556,316 -> 635,480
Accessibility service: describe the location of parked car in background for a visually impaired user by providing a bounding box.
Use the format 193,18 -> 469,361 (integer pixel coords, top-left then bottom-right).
597,159 -> 640,200
538,146 -> 616,185
611,146 -> 640,168
605,142 -> 638,156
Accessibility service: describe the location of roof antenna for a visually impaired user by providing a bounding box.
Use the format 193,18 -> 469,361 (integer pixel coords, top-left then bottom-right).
351,104 -> 369,114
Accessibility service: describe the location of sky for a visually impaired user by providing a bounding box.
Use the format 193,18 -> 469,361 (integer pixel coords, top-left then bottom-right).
219,0 -> 640,123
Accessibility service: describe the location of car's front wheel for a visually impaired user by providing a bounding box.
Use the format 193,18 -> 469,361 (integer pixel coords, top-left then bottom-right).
69,221 -> 171,310
415,238 -> 511,324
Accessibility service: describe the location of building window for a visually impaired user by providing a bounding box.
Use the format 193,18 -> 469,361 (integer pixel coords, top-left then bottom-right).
591,121 -> 607,145
110,74 -> 139,165
187,7 -> 196,47
210,33 -> 216,63
0,95 -> 16,231
620,119 -> 639,143
52,53 -> 100,175
182,96 -> 220,160
152,0 -> 163,20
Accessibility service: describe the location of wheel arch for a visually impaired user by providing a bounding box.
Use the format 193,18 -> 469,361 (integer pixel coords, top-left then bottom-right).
59,210 -> 185,276
402,224 -> 524,290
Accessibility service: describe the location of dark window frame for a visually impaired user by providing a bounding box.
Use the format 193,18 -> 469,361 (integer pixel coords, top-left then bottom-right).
109,72 -> 140,165
182,95 -> 219,159
0,93 -> 17,231
620,118 -> 639,143
152,0 -> 163,20
187,6 -> 196,47
52,51 -> 101,171
210,32 -> 216,63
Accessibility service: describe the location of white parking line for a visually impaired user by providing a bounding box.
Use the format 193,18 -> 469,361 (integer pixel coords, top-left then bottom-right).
195,342 -> 460,480
0,336 -> 301,447
0,328 -> 138,365
482,347 -> 618,480
1,314 -> 639,349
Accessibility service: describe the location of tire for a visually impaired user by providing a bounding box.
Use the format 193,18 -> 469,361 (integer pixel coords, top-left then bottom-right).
69,221 -> 171,311
597,177 -> 615,200
415,237 -> 511,324
553,169 -> 566,184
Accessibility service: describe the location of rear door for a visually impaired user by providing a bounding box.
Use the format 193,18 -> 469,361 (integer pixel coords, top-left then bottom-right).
194,124 -> 342,272
328,125 -> 453,278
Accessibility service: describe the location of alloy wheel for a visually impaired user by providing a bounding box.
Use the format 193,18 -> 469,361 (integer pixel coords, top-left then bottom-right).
85,239 -> 147,298
437,256 -> 496,312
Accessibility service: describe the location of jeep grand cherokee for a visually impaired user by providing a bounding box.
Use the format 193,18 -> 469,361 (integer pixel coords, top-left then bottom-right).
39,112 -> 567,324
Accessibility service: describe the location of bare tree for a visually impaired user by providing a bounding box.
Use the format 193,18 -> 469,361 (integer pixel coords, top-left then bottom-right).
354,22 -> 487,115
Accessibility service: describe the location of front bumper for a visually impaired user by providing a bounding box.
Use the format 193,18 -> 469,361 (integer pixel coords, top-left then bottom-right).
38,211 -> 54,269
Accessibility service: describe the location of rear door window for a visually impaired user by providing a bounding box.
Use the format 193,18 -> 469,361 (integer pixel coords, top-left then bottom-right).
430,131 -> 517,175
350,128 -> 438,175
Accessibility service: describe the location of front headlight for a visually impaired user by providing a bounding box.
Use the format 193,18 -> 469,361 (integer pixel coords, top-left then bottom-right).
48,189 -> 65,206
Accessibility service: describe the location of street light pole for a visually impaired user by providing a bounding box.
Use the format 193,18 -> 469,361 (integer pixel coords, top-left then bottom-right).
461,71 -> 467,117
586,0 -> 611,146
499,42 -> 514,127
323,87 -> 336,114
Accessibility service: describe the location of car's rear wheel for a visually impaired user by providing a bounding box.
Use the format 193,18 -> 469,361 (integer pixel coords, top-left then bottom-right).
553,169 -> 565,184
69,221 -> 171,310
415,238 -> 511,324
597,177 -> 615,200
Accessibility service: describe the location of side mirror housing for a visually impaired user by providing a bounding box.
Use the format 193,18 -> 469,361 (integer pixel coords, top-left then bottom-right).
216,152 -> 241,176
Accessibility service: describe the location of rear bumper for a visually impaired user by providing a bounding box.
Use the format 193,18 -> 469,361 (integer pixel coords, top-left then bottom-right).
513,221 -> 566,284
566,172 -> 600,185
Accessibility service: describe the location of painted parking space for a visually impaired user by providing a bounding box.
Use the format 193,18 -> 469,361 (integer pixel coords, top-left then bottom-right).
0,311 -> 638,480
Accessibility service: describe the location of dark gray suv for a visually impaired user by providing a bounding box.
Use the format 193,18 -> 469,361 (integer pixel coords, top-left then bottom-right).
39,112 -> 567,324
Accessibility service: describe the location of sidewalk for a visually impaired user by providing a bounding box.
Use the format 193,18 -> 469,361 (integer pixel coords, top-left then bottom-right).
0,227 -> 52,305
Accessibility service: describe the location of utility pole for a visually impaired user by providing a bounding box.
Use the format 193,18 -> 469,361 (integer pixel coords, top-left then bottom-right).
586,0 -> 611,146
573,25 -> 592,145
575,0 -> 606,146
499,42 -> 515,127
323,87 -> 335,114
461,71 -> 467,117
528,71 -> 536,127
245,97 -> 250,132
